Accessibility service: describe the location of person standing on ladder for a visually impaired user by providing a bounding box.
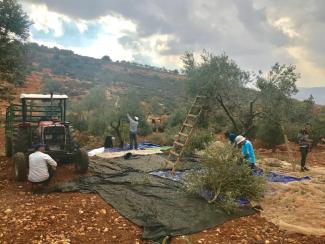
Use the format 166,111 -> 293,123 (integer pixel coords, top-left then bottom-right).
297,126 -> 313,172
127,113 -> 139,150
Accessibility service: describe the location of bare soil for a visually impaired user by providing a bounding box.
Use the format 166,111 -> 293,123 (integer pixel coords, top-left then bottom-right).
1,81 -> 325,243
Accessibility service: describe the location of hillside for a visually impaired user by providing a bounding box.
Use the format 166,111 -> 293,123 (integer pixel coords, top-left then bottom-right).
26,43 -> 186,110
295,87 -> 325,105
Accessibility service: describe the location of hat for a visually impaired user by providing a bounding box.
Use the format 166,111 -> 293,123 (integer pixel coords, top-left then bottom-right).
134,116 -> 139,121
235,135 -> 246,145
33,143 -> 46,149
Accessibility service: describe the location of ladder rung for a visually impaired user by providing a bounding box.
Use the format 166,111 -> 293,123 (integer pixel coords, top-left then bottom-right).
183,123 -> 194,128
196,95 -> 207,99
179,132 -> 188,137
192,105 -> 201,108
188,114 -> 198,118
174,141 -> 184,147
169,150 -> 179,156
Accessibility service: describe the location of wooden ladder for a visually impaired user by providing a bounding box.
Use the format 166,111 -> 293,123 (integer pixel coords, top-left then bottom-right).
169,95 -> 206,168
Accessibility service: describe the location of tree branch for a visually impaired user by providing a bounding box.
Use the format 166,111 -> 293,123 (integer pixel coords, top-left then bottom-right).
216,94 -> 239,132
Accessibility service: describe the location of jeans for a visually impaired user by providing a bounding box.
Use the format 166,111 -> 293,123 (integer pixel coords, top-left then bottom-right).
129,131 -> 138,150
300,146 -> 309,169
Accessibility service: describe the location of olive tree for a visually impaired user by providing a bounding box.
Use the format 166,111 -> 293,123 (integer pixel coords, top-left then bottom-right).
0,0 -> 31,86
182,51 -> 260,134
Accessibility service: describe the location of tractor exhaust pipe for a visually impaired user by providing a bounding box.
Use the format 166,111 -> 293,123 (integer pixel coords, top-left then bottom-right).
50,92 -> 53,120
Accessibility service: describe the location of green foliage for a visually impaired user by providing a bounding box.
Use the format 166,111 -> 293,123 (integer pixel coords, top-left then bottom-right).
257,63 -> 299,123
101,55 -> 112,62
43,79 -> 65,94
167,106 -> 187,128
26,43 -> 186,110
147,126 -> 180,146
256,121 -> 284,148
183,129 -> 214,156
0,0 -> 31,85
182,51 -> 257,133
184,143 -> 266,213
0,0 -> 30,40
68,86 -> 154,140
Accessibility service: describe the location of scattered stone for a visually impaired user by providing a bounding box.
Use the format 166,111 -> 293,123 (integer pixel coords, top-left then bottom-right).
4,209 -> 12,214
255,234 -> 262,241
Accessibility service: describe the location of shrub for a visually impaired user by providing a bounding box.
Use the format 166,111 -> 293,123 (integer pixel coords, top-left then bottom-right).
167,107 -> 187,128
43,79 -> 65,94
138,120 -> 152,136
184,143 -> 266,213
183,129 -> 214,156
146,131 -> 176,146
256,121 -> 284,150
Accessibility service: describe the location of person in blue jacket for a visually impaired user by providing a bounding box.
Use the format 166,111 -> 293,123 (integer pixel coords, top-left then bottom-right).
235,135 -> 256,169
224,131 -> 237,145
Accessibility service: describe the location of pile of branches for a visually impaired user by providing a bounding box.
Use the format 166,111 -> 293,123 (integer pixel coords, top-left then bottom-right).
184,142 -> 266,212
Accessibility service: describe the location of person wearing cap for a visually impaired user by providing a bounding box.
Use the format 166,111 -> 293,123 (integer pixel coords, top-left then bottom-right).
235,135 -> 256,169
127,113 -> 139,150
28,143 -> 57,184
224,131 -> 237,145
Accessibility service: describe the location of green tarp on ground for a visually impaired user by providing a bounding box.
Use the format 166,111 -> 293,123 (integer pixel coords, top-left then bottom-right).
55,156 -> 256,242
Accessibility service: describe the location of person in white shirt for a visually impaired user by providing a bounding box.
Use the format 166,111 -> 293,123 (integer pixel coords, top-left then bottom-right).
28,143 -> 57,184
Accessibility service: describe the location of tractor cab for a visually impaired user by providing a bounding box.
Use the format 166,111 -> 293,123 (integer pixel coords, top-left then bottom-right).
20,93 -> 69,152
20,93 -> 68,124
5,93 -> 89,181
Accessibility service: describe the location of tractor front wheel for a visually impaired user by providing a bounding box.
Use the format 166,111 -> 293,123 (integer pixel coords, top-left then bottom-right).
75,149 -> 89,173
13,152 -> 27,181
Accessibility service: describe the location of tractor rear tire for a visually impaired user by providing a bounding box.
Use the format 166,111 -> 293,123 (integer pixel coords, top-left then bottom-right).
12,127 -> 30,154
13,152 -> 27,181
75,149 -> 89,173
5,136 -> 12,157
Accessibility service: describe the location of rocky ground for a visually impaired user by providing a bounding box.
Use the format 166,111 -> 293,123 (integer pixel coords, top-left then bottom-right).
1,152 -> 325,243
1,78 -> 325,243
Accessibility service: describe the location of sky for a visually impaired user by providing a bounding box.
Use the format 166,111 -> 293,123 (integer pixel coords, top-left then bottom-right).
21,0 -> 325,87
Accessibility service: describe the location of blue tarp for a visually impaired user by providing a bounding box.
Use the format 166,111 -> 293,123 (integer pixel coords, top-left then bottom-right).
105,141 -> 161,152
150,168 -> 310,205
150,167 -> 311,184
252,167 -> 311,183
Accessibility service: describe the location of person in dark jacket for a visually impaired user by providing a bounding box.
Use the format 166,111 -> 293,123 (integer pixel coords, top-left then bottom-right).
297,127 -> 313,172
224,131 -> 237,145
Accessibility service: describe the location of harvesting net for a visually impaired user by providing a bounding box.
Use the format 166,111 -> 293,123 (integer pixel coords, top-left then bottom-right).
54,155 -> 256,241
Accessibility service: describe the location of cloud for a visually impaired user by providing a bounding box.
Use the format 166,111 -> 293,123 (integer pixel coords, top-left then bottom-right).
22,0 -> 325,87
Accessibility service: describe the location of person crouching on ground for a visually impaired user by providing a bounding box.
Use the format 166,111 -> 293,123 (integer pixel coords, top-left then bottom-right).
28,143 -> 57,185
127,113 -> 139,150
235,135 -> 256,169
297,128 -> 313,172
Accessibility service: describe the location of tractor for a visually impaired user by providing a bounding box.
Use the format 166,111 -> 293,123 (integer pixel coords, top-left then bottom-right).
5,93 -> 89,181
